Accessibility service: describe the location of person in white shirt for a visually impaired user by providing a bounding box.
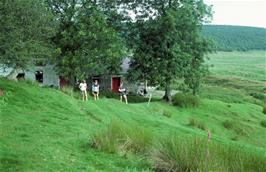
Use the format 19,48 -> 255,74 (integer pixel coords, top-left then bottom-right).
92,80 -> 100,100
79,80 -> 88,101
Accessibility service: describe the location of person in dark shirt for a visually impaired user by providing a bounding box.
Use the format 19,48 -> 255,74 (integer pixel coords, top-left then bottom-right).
118,82 -> 128,104
92,80 -> 99,100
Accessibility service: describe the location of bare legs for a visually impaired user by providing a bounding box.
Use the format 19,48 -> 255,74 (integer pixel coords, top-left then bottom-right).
82,91 -> 88,101
93,92 -> 99,100
120,95 -> 128,104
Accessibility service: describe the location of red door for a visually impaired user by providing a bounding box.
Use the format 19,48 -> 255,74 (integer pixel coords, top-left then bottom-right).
112,77 -> 121,92
59,76 -> 69,88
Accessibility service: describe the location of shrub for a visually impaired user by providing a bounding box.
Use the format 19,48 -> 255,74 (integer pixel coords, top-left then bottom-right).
61,86 -> 80,99
172,93 -> 199,108
152,135 -> 266,172
101,90 -> 118,99
188,118 -> 206,130
222,120 -> 249,136
0,89 -> 4,96
91,120 -> 153,155
263,106 -> 266,115
250,92 -> 266,101
260,120 -> 266,128
151,136 -> 208,172
127,94 -> 149,103
222,120 -> 234,129
162,110 -> 172,118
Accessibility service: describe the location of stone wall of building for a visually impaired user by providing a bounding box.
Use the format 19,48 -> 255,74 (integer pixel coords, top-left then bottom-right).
0,65 -> 59,87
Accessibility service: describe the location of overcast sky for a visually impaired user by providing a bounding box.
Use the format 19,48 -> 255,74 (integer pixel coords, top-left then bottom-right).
205,0 -> 266,28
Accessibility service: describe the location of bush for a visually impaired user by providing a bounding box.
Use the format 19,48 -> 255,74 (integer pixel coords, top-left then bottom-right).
222,120 -> 249,136
151,136 -> 208,172
250,92 -> 266,101
263,106 -> 266,115
162,110 -> 172,118
172,93 -> 199,108
151,136 -> 266,172
260,120 -> 266,128
61,86 -> 80,99
0,89 -> 4,96
188,118 -> 206,130
223,120 -> 234,129
91,120 -> 153,155
101,90 -> 118,99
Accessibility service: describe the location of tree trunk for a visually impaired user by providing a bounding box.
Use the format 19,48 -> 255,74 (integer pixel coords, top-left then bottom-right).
163,79 -> 172,103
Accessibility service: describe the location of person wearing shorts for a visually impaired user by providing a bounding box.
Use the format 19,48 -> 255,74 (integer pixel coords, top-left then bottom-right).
118,82 -> 128,104
79,80 -> 88,101
92,80 -> 99,100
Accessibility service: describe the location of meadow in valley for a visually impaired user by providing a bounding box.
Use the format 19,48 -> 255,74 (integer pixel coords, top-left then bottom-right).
1,51 -> 266,171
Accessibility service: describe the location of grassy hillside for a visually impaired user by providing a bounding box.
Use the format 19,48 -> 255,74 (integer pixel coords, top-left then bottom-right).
206,51 -> 266,82
203,25 -> 266,51
1,79 -> 266,171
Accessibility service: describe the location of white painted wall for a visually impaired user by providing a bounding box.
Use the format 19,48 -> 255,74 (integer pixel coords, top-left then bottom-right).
0,65 -> 60,87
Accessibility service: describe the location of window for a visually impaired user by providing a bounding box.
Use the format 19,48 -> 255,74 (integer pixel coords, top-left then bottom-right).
16,73 -> 25,80
35,71 -> 43,83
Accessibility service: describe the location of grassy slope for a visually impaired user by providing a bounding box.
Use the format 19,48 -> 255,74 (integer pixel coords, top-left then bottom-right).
1,79 -> 266,171
206,51 -> 266,82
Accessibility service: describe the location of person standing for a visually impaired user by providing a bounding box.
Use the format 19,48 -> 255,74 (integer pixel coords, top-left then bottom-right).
118,82 -> 128,104
92,80 -> 100,100
79,80 -> 88,101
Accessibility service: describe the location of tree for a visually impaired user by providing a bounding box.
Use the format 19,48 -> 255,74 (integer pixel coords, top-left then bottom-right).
0,0 -> 57,78
47,0 -> 125,83
127,0 -> 213,101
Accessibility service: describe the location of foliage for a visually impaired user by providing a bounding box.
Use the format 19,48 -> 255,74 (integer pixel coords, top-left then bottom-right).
172,93 -> 200,107
101,90 -> 119,99
203,25 -> 266,51
263,106 -> 266,115
127,0 -> 213,101
162,110 -> 172,118
60,86 -> 80,99
152,136 -> 266,172
223,120 -> 234,129
91,120 -> 154,155
1,79 -> 266,171
47,0 -> 125,82
261,120 -> 266,128
0,0 -> 57,70
250,92 -> 266,102
188,118 -> 206,130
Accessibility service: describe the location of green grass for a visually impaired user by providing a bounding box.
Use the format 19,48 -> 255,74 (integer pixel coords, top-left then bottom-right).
206,51 -> 266,82
152,136 -> 266,172
1,78 -> 266,171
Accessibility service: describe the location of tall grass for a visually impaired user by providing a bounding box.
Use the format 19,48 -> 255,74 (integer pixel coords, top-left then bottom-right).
172,93 -> 199,108
188,118 -> 206,130
151,136 -> 266,172
91,120 -> 153,155
61,86 -> 81,99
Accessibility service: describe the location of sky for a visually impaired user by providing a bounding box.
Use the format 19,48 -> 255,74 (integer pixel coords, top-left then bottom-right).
204,0 -> 266,28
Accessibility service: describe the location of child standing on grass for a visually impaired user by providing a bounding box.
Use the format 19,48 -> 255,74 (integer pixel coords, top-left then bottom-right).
79,80 -> 88,101
118,82 -> 128,104
92,80 -> 100,100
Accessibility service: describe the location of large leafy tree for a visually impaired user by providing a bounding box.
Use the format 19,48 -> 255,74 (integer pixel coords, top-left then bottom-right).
127,0 -> 213,101
0,0 -> 57,77
47,0 -> 125,83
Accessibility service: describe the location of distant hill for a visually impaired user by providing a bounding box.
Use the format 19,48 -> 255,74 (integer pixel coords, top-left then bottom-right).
203,25 -> 266,51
